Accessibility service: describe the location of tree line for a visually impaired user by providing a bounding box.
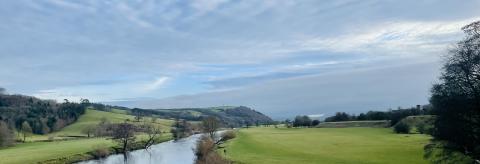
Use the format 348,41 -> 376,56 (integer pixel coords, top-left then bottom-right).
0,91 -> 90,147
324,105 -> 432,126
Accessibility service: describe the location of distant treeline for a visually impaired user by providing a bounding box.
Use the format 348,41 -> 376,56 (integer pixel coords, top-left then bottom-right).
324,105 -> 433,126
0,93 -> 88,134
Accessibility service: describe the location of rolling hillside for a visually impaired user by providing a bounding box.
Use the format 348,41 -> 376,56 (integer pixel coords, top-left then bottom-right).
125,106 -> 274,127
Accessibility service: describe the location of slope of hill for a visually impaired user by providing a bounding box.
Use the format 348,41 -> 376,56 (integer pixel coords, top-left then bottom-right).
0,94 -> 86,134
52,109 -> 173,137
125,106 -> 273,127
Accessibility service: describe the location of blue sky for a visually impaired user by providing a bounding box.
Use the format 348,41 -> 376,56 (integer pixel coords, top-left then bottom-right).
1,0 -> 479,118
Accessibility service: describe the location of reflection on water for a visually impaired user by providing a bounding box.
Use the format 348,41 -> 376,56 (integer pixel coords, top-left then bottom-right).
78,134 -> 202,164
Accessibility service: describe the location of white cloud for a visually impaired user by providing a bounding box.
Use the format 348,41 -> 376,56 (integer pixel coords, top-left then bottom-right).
298,18 -> 479,56
308,114 -> 325,118
143,77 -> 170,92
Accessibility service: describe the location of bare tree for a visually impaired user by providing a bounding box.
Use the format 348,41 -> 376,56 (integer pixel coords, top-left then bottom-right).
202,116 -> 220,139
141,124 -> 162,149
82,125 -> 96,138
21,121 -> 32,142
111,123 -> 137,155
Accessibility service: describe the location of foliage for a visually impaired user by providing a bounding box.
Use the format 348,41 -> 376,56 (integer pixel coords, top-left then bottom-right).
325,112 -> 351,122
424,141 -> 474,163
429,20 -> 480,159
171,119 -> 192,140
292,115 -> 312,127
0,94 -> 87,134
0,121 -> 14,147
324,105 -> 430,126
125,106 -> 273,128
393,121 -> 410,134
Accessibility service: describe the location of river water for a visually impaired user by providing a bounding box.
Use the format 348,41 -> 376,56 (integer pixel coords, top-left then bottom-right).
78,134 -> 202,164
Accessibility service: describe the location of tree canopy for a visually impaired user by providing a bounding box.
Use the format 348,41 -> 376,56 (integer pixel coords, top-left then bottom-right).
430,20 -> 480,160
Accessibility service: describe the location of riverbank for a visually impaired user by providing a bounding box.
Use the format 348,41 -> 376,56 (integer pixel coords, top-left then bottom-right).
78,134 -> 203,164
38,134 -> 173,164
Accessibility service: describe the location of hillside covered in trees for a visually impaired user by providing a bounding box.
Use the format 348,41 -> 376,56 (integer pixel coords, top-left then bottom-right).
0,90 -> 87,135
125,106 -> 273,127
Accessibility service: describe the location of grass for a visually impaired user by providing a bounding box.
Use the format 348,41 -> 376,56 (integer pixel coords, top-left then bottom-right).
316,120 -> 390,128
50,109 -> 173,138
0,138 -> 114,164
0,109 -> 176,163
221,127 -> 431,164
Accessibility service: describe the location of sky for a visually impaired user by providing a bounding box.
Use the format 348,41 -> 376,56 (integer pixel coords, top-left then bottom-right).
1,0 -> 480,119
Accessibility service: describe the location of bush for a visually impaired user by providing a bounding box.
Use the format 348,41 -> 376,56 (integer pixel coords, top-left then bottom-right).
220,131 -> 236,142
92,145 -> 111,158
393,122 -> 410,134
47,135 -> 55,141
195,135 -> 229,164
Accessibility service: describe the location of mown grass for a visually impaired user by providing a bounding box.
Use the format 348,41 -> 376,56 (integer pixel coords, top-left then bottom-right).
0,138 -> 114,164
222,127 -> 431,164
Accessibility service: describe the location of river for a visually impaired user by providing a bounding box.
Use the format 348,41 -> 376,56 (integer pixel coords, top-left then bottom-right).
77,134 -> 202,164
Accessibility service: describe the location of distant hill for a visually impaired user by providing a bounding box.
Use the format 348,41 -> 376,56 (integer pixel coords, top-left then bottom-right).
124,106 -> 273,127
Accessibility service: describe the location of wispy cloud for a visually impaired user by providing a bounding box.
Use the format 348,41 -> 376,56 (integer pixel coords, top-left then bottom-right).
1,0 -> 479,117
143,77 -> 170,92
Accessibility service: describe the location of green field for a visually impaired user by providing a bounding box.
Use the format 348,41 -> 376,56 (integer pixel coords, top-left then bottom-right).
0,138 -> 114,164
24,109 -> 173,141
222,127 -> 431,164
54,109 -> 173,137
316,120 -> 390,128
0,109 -> 175,163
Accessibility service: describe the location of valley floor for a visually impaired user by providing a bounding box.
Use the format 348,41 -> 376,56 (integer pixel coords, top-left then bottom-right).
221,127 -> 431,164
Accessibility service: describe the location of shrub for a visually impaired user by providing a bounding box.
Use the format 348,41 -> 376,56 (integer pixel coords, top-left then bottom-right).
393,121 -> 410,134
92,145 -> 111,158
47,135 -> 55,141
220,130 -> 236,142
195,135 -> 229,164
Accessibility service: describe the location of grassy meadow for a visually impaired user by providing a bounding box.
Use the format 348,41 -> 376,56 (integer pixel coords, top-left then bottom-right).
0,138 -> 114,164
0,109 -> 174,163
221,127 -> 431,164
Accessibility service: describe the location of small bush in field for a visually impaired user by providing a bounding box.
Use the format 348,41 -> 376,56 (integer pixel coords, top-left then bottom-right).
393,122 -> 410,134
92,145 -> 111,158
